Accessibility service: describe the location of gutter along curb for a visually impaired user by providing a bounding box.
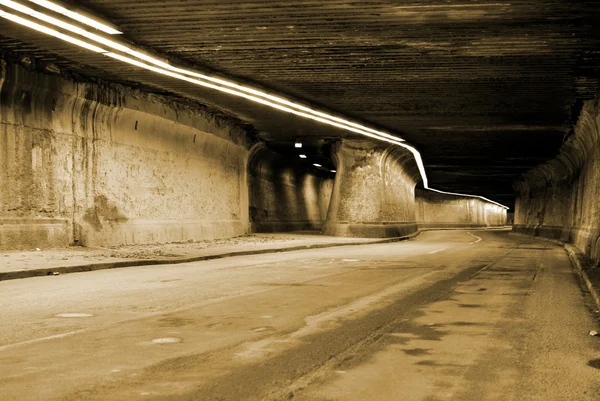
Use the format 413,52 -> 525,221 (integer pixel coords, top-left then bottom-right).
509,232 -> 600,311
564,244 -> 600,311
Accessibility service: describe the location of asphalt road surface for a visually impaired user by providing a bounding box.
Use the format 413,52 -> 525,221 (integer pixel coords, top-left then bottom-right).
1,230 -> 599,400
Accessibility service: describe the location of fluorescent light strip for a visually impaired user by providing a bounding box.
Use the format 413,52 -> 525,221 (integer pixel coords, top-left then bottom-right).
28,0 -> 121,34
165,64 -> 405,142
2,0 -> 403,143
2,1 -> 135,54
426,188 -> 509,209
378,132 -> 509,209
105,52 -> 407,146
0,8 -> 510,210
0,9 -> 106,52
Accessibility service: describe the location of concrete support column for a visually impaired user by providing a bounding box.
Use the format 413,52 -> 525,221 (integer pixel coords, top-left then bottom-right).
323,139 -> 419,238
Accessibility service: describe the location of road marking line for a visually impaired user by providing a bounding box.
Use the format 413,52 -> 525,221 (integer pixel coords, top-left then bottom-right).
0,329 -> 86,352
428,248 -> 446,254
467,232 -> 482,244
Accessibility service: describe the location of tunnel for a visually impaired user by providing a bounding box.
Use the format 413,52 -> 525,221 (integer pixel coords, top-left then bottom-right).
0,1 -> 599,400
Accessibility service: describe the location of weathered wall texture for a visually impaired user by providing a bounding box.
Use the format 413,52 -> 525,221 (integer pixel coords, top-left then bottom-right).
514,97 -> 600,262
323,140 -> 420,237
416,189 -> 507,229
248,146 -> 334,232
0,59 -> 252,250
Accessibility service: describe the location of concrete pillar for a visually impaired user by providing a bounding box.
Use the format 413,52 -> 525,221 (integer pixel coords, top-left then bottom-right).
323,139 -> 420,238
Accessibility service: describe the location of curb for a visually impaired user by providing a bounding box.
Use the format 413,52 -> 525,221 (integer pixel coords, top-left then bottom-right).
509,232 -> 600,311
0,231 -> 422,282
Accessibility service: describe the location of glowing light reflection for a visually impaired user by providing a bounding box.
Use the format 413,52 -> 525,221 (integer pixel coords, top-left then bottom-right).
28,0 -> 122,34
0,9 -> 106,52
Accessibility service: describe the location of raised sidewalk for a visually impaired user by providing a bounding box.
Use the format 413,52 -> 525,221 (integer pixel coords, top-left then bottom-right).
0,232 -> 415,281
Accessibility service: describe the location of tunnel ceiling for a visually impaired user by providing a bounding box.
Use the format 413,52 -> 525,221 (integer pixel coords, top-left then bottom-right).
1,0 -> 600,208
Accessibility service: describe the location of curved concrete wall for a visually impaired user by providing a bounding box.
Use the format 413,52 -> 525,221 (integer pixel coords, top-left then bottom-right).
416,189 -> 507,229
248,146 -> 334,232
323,140 -> 420,237
0,57 -> 513,248
0,59 -> 252,249
514,97 -> 600,262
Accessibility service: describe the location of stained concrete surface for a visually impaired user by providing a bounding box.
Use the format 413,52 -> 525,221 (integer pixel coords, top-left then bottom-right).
0,229 -> 598,401
514,97 -> 600,264
323,140 -> 420,237
0,57 -> 252,250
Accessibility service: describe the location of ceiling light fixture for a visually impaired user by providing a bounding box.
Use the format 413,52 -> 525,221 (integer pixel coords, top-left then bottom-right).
0,9 -> 106,52
0,4 -> 509,210
1,1 -> 161,62
28,0 -> 122,34
0,0 -> 404,143
331,169 -> 336,173
313,163 -> 322,167
295,142 -> 302,148
104,52 -> 409,146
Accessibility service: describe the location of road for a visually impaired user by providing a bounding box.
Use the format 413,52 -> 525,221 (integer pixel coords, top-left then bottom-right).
1,230 -> 599,400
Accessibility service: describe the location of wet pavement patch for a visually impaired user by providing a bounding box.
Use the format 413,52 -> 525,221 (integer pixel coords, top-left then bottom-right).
587,359 -> 600,369
54,313 -> 93,318
402,348 -> 431,356
415,360 -> 438,366
449,321 -> 483,326
458,304 -> 483,308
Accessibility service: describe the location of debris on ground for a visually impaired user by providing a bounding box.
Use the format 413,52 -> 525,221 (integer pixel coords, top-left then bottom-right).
589,330 -> 599,336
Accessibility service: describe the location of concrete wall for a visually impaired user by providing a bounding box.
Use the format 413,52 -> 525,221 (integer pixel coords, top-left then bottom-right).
248,146 -> 334,232
514,97 -> 600,262
0,58 -> 252,250
416,189 -> 507,229
323,140 -> 420,237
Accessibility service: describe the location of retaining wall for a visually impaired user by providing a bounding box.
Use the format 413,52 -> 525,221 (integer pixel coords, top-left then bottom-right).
0,58 -> 252,249
514,97 -> 600,263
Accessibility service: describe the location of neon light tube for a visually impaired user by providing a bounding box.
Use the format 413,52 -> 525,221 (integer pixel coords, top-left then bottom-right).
104,52 -> 407,146
426,188 -> 509,209
1,0 -> 404,143
0,9 -> 106,52
28,0 -> 121,34
2,1 -> 132,54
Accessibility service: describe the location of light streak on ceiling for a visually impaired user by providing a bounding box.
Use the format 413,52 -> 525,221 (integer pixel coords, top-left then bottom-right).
0,0 -> 510,209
